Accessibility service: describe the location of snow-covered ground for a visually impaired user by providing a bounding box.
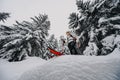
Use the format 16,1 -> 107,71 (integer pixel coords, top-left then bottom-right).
0,57 -> 46,80
0,48 -> 120,80
18,48 -> 120,80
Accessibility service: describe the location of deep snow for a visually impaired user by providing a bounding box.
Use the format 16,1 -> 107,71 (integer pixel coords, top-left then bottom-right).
0,57 -> 46,80
18,48 -> 120,80
0,49 -> 120,80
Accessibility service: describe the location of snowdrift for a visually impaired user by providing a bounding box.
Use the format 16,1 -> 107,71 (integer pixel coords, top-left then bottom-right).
0,57 -> 46,80
18,49 -> 120,80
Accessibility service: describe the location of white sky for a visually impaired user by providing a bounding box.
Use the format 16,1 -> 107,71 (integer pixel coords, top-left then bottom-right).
0,0 -> 78,39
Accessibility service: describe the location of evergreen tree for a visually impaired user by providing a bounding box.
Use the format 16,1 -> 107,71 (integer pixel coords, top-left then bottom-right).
48,34 -> 58,49
0,14 -> 50,61
43,34 -> 59,60
0,12 -> 10,22
68,0 -> 120,55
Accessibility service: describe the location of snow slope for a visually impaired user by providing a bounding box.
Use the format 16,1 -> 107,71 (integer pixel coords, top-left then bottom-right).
0,57 -> 46,80
18,49 -> 120,80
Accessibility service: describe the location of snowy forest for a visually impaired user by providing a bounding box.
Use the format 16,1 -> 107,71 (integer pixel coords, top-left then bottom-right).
0,13 -> 62,61
0,0 -> 120,61
68,0 -> 120,55
0,0 -> 120,80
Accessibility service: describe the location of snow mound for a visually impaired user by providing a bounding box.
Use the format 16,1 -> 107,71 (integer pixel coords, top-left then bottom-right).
19,54 -> 120,80
0,57 -> 46,80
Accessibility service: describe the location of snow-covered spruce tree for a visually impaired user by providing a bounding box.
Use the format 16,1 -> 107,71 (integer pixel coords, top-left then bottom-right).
0,14 -> 50,61
43,34 -> 59,60
48,34 -> 58,49
68,0 -> 120,55
0,12 -> 10,22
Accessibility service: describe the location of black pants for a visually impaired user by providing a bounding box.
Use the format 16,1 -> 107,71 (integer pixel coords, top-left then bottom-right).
68,41 -> 78,55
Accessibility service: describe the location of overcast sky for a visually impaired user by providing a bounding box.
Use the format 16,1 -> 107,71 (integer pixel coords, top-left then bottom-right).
0,0 -> 78,39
